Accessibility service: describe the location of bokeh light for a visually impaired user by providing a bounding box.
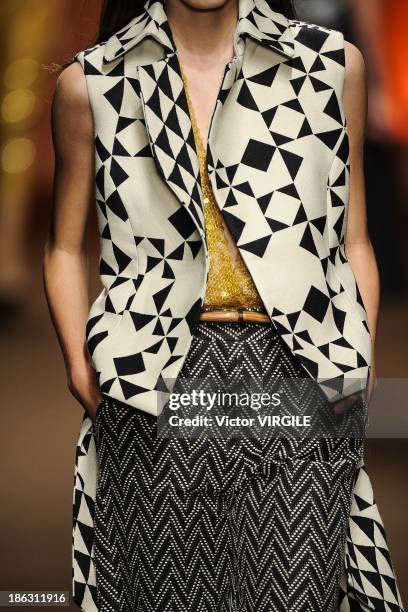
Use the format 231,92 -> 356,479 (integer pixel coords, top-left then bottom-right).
4,58 -> 39,90
1,138 -> 36,174
2,89 -> 36,123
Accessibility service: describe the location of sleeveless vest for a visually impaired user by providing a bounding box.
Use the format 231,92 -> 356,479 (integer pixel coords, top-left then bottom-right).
75,0 -> 372,415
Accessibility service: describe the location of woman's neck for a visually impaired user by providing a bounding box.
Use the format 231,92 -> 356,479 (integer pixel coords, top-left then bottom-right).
165,0 -> 238,69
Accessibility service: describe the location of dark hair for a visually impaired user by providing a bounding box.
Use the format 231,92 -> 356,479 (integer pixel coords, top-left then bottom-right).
97,0 -> 297,43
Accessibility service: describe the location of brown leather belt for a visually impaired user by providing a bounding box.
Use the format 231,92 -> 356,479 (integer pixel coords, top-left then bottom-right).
199,307 -> 271,324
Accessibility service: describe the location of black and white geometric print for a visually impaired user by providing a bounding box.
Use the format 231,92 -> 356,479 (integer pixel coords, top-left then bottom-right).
72,322 -> 404,611
74,0 -> 372,416
338,459 -> 406,611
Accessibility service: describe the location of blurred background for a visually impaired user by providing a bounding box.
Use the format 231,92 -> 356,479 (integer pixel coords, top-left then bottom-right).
0,0 -> 406,609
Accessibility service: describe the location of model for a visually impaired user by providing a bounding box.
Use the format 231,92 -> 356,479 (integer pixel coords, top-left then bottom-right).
43,0 -> 404,610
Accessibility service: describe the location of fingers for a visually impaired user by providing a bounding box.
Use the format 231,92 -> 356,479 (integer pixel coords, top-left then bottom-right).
332,390 -> 364,415
87,396 -> 103,424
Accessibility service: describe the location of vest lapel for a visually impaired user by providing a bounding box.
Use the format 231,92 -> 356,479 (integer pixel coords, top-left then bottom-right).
104,0 -> 205,243
207,13 -> 295,258
103,0 -> 296,248
137,54 -> 206,243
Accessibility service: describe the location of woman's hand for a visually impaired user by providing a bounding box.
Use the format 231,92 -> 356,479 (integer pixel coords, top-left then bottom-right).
333,390 -> 364,415
366,362 -> 378,405
333,362 -> 377,417
68,361 -> 103,424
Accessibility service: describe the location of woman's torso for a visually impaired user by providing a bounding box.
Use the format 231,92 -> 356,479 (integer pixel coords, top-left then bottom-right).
74,0 -> 372,414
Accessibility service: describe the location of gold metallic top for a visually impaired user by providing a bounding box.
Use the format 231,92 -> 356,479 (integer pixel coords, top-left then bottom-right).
180,63 -> 264,310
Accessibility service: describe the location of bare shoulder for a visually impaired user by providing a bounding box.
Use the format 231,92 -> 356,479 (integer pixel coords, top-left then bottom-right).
344,40 -> 367,89
53,61 -> 90,116
343,41 -> 367,141
52,61 -> 93,143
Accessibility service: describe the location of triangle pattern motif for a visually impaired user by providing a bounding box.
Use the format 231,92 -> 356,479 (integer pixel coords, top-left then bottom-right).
75,0 -> 372,414
71,0 -> 404,609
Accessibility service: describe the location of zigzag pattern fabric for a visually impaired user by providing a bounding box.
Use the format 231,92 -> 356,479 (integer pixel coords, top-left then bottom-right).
72,322 -> 404,611
70,1 -> 404,609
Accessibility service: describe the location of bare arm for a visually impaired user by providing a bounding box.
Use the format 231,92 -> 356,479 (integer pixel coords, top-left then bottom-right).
43,61 -> 102,421
343,41 -> 380,399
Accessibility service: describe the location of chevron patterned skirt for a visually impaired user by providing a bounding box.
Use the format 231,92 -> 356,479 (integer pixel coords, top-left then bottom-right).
79,321 -> 404,612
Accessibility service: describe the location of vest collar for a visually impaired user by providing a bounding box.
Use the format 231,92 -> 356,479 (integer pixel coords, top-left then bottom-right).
103,0 -> 295,64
